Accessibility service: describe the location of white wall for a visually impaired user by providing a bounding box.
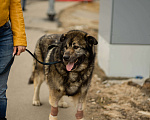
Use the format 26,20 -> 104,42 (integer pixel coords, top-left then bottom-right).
98,35 -> 150,77
98,0 -> 150,78
112,0 -> 150,44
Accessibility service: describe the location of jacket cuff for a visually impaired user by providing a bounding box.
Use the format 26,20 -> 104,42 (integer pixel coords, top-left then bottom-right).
13,36 -> 27,47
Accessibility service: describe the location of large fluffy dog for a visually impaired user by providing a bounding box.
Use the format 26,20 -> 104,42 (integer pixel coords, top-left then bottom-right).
29,30 -> 98,120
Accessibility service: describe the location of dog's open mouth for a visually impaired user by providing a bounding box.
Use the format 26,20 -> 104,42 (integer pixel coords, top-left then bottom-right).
66,55 -> 85,71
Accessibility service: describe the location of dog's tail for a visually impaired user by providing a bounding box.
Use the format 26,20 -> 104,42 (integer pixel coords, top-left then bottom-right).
28,38 -> 44,84
28,60 -> 36,84
28,74 -> 34,84
28,50 -> 38,84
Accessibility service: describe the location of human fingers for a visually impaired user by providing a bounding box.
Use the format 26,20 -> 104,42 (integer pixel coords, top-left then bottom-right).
16,46 -> 26,56
13,46 -> 17,56
16,47 -> 21,56
21,46 -> 26,52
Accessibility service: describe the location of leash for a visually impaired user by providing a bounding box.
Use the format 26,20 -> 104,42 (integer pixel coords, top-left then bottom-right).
0,54 -> 16,75
0,49 -> 61,75
25,49 -> 61,65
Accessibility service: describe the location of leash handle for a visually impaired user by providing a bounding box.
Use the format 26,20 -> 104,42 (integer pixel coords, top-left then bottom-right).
0,55 -> 15,75
0,48 -> 18,75
0,48 -> 20,75
25,49 -> 61,65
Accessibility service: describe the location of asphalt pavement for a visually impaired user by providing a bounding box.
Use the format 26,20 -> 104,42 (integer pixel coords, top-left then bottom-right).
6,0 -> 79,120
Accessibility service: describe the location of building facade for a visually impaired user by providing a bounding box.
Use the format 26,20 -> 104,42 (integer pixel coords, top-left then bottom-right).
98,0 -> 150,77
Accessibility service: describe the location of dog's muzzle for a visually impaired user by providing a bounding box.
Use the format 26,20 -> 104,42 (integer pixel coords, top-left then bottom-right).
63,54 -> 85,71
63,55 -> 70,61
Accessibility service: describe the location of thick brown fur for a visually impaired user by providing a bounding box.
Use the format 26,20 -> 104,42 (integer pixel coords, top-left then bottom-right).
29,30 -> 98,120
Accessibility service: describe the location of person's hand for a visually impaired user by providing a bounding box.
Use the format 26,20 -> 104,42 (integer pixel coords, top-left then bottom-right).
13,46 -> 26,56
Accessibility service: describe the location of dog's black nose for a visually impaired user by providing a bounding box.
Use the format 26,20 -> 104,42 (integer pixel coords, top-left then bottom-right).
63,56 -> 70,61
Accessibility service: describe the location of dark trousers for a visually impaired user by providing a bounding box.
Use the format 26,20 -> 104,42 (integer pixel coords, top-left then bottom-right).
0,22 -> 13,118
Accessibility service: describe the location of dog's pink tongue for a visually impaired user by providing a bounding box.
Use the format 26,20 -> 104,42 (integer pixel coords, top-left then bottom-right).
66,62 -> 74,71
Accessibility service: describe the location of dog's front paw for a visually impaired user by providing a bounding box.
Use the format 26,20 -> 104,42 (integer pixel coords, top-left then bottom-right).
32,100 -> 41,106
58,101 -> 69,108
49,114 -> 57,120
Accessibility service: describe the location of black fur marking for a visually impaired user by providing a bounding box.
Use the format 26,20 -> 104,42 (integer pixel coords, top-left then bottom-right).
48,45 -> 58,50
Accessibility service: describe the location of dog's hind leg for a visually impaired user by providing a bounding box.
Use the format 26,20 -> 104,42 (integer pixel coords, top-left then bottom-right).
32,71 -> 44,106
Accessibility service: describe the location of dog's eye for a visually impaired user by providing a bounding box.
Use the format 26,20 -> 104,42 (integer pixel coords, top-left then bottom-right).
73,46 -> 79,49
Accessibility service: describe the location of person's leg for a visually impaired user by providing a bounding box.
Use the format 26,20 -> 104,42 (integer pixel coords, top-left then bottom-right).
22,0 -> 26,11
0,22 -> 13,119
0,71 -> 10,118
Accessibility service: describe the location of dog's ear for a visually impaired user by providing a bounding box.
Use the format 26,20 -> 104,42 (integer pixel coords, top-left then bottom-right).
86,35 -> 98,45
60,33 -> 67,42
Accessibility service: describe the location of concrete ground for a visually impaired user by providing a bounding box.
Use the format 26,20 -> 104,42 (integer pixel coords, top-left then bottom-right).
6,0 -> 80,119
